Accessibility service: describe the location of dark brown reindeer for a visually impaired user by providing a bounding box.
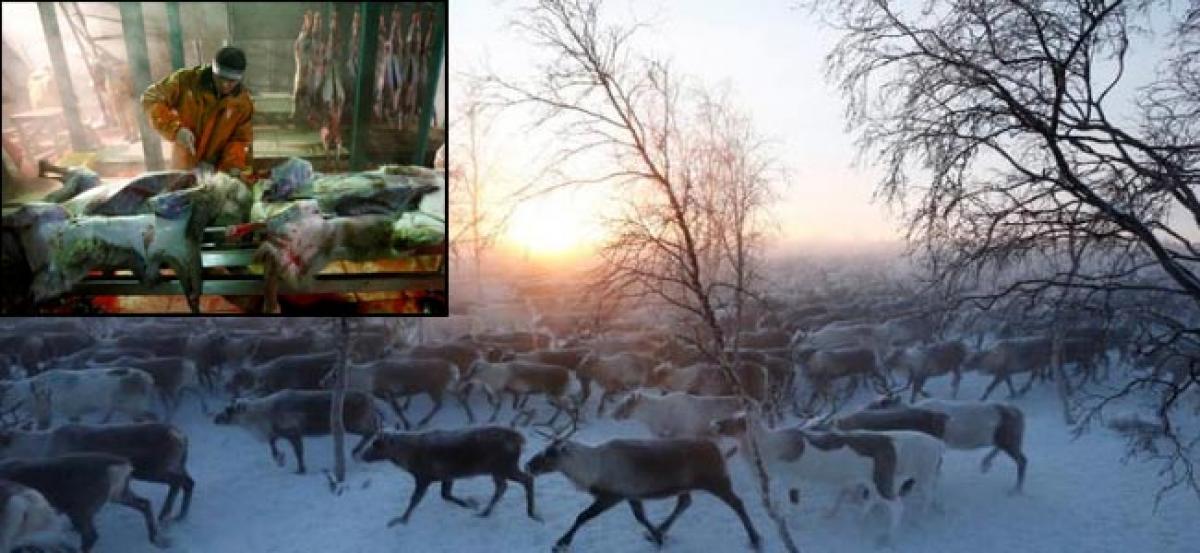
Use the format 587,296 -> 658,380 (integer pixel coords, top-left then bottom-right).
359,426 -> 539,525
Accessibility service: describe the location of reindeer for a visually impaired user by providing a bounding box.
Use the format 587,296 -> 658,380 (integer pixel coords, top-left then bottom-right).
526,421 -> 761,552
360,426 -> 539,525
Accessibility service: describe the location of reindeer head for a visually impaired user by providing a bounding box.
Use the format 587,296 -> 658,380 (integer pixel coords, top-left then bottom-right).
610,392 -> 642,421
213,400 -> 248,425
866,392 -> 903,410
528,409 -> 581,475
358,432 -> 395,464
711,412 -> 751,438
226,369 -> 256,396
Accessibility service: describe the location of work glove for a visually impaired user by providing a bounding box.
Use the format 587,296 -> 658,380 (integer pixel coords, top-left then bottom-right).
176,127 -> 197,156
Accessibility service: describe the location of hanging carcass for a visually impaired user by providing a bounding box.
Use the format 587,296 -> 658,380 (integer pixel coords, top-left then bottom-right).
290,11 -> 315,124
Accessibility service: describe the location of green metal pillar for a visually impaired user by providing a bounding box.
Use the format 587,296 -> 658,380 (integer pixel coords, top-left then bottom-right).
119,2 -> 165,170
412,2 -> 446,166
166,2 -> 185,70
36,2 -> 90,152
348,2 -> 381,171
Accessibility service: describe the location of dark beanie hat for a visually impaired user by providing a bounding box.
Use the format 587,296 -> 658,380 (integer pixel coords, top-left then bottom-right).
213,46 -> 247,79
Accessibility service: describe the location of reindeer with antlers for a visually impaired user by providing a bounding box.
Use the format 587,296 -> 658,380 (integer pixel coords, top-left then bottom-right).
525,418 -> 762,552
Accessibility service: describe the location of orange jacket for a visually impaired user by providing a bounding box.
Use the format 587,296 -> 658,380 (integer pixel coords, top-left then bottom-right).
141,65 -> 254,172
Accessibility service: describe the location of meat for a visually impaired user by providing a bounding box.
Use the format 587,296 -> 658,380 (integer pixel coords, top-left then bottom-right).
319,9 -> 346,169
306,11 -> 325,128
290,11 -> 314,123
400,9 -> 423,129
373,10 -> 393,121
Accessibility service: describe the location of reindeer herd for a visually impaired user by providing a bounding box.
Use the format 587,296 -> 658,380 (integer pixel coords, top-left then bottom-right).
0,294 -> 1164,551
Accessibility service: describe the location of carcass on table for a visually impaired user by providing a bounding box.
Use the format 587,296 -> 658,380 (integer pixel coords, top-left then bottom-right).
6,195 -> 200,312
253,194 -> 443,313
0,171 -> 247,314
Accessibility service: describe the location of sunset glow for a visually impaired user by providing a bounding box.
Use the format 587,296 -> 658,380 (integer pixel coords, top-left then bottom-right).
502,192 -> 605,259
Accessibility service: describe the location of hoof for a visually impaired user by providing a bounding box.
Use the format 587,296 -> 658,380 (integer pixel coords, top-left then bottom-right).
272,452 -> 285,467
642,531 -> 664,546
386,516 -> 407,528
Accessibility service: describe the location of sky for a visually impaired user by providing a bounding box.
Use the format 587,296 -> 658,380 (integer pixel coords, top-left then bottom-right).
450,0 -> 1190,261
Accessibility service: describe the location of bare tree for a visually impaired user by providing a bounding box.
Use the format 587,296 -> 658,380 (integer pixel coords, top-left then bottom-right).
450,80 -> 511,296
817,0 -> 1199,503
328,317 -> 351,493
486,1 -> 797,549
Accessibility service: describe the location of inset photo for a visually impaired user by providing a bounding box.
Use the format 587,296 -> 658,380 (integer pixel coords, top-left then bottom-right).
2,2 -> 447,314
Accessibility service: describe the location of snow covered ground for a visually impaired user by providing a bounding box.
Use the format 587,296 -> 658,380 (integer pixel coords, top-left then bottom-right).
39,372 -> 1200,553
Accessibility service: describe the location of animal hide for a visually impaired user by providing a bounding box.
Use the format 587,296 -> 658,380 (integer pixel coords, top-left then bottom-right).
6,194 -> 203,312
60,170 -> 197,217
41,167 -> 100,203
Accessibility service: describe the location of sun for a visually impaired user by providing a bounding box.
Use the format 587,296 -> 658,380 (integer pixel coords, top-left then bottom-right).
504,193 -> 602,258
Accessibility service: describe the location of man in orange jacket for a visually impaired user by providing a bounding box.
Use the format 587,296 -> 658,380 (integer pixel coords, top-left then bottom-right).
141,46 -> 255,176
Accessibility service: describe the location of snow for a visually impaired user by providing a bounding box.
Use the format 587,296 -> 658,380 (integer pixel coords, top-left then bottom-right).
40,372 -> 1200,553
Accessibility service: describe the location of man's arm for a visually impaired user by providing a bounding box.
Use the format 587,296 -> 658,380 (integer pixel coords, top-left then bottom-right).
141,70 -> 185,140
218,104 -> 254,173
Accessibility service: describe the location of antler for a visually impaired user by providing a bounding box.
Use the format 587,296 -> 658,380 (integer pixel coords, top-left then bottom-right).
533,405 -> 580,442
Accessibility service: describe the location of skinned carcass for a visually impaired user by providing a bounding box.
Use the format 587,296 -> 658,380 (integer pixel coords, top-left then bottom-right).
290,11 -> 314,122
253,194 -> 440,313
6,192 -> 203,312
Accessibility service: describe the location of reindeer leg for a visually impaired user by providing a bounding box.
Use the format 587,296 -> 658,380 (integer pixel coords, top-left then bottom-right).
951,369 -> 962,399
478,475 -> 507,518
175,470 -> 196,521
487,390 -> 503,423
553,494 -> 621,552
440,480 -> 478,510
69,512 -> 100,553
269,435 -> 286,466
596,390 -> 612,417
389,478 -> 432,526
507,465 -> 540,521
286,433 -> 306,474
541,398 -> 564,427
981,375 -> 1003,401
416,391 -> 442,428
705,482 -> 761,551
654,493 -> 692,539
628,500 -> 663,545
456,385 -> 477,423
115,482 -> 166,548
1019,369 -> 1037,396
386,392 -> 412,429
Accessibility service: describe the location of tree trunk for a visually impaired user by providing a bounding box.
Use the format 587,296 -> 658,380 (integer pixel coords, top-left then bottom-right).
331,317 -> 350,483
